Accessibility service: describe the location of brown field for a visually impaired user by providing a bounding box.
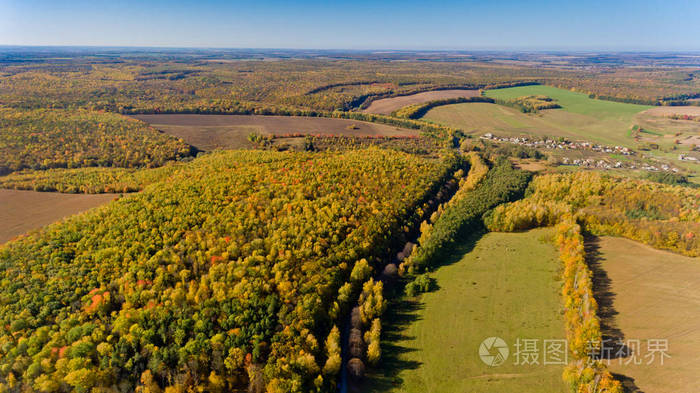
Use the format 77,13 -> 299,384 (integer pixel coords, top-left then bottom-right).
133,114 -> 418,151
634,109 -> 700,143
362,89 -> 480,115
678,135 -> 700,146
510,158 -> 549,172
641,106 -> 700,117
0,189 -> 117,244
588,236 -> 700,393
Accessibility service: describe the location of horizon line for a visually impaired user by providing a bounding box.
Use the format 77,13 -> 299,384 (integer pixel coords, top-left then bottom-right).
2,44 -> 700,54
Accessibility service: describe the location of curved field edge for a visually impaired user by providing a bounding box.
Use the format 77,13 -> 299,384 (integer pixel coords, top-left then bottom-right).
483,85 -> 651,117
419,85 -> 699,163
361,89 -> 482,115
0,149 -> 461,393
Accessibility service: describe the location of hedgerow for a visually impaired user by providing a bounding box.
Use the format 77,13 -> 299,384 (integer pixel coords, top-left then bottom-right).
556,217 -> 622,393
402,159 -> 531,274
391,96 -> 493,119
489,172 -> 700,256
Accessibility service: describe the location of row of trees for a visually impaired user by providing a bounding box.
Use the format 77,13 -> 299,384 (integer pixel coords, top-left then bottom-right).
0,162 -> 188,194
556,217 -> 622,393
666,113 -> 700,122
484,170 -> 700,389
557,218 -> 623,392
484,193 -> 624,392
391,96 -> 493,119
291,135 -> 444,156
487,214 -> 622,392
346,279 -> 386,379
402,159 -> 532,274
0,149 -> 459,393
493,172 -> 700,256
491,95 -> 561,113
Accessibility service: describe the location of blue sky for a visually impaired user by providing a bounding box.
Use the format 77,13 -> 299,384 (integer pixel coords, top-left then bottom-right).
1,0 -> 698,50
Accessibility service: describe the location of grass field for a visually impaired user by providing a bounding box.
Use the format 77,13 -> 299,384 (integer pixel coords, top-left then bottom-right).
363,89 -> 480,115
0,189 -> 118,244
588,236 -> 700,393
425,85 -> 700,174
364,228 -> 568,393
425,86 -> 653,148
484,85 -> 650,118
133,114 -> 418,151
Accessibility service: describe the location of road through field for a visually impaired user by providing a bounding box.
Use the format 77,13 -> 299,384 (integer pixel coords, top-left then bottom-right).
0,189 -> 117,244
588,236 -> 700,393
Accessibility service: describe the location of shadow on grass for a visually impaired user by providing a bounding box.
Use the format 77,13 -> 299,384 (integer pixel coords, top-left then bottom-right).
359,230 -> 484,393
585,234 -> 644,393
611,373 -> 646,393
430,229 -> 485,271
357,298 -> 424,393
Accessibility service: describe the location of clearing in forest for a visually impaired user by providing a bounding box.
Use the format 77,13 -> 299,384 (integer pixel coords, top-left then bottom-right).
365,228 -> 568,393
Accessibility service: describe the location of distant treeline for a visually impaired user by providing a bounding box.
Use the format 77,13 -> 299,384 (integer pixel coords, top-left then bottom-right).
660,92 -> 700,106
587,93 -> 659,106
356,81 -> 540,110
304,80 -> 382,95
491,95 -> 561,113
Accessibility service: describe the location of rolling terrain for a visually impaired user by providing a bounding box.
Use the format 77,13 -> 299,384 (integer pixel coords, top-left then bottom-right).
423,85 -> 700,177
0,48 -> 699,393
425,85 -> 651,148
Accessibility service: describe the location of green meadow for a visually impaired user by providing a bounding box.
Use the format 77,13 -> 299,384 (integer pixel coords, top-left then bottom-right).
365,228 -> 568,393
484,85 -> 651,118
425,85 -> 654,148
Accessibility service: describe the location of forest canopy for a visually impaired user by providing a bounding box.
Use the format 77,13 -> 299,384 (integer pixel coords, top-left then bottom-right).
0,148 -> 458,393
0,108 -> 193,175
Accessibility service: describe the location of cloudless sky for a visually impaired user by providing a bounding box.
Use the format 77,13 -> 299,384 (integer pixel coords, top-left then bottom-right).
1,0 -> 699,50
